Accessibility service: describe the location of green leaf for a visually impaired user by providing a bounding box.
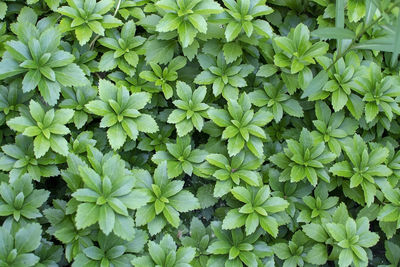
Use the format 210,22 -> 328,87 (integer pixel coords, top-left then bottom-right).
225,22 -> 241,42
256,64 -> 278,78
311,27 -> 355,39
326,223 -> 346,241
259,216 -> 278,237
49,135 -> 69,156
227,135 -> 245,156
231,186 -> 251,203
222,209 -> 246,229
99,51 -> 117,71
188,13 -> 207,33
196,184 -> 217,208
303,223 -> 329,242
15,223 -> 42,253
83,246 -> 104,260
302,70 -> 329,99
135,114 -> 159,134
98,205 -> 115,235
33,135 -> 51,158
75,203 -> 99,229
156,13 -> 181,32
353,37 -> 395,52
163,205 -> 180,227
273,243 -> 291,260
107,124 -> 127,150
365,102 -> 379,122
306,244 -> 327,265
223,42 -> 242,64
169,191 -> 200,212
75,25 -> 92,45
338,248 -> 353,267
263,197 -> 289,213
178,21 -> 197,48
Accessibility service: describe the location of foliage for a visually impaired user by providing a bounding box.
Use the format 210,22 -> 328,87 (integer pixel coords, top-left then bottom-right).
0,174 -> 49,222
133,161 -> 200,235
0,16 -> 89,105
330,134 -> 392,206
0,0 -> 399,266
206,150 -> 263,197
132,233 -> 195,267
222,185 -> 289,236
270,128 -> 336,186
57,0 -> 123,45
167,81 -> 209,136
152,135 -> 207,178
208,92 -> 273,157
85,79 -> 158,150
71,146 -> 148,240
7,100 -> 74,158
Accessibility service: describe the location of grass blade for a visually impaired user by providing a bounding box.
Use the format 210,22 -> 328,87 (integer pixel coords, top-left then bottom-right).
390,14 -> 400,68
335,0 -> 345,54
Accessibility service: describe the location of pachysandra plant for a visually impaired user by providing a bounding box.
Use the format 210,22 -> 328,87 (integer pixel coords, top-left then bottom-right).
207,221 -> 271,267
376,179 -> 400,233
59,85 -> 98,129
297,191 -> 339,223
0,81 -> 33,126
311,101 -> 358,156
0,12 -> 89,105
0,223 -> 43,267
155,0 -> 223,48
181,217 -> 213,267
0,135 -> 62,182
222,185 -> 289,236
327,217 -> 379,267
248,78 -> 304,122
273,23 -> 328,86
330,134 -> 392,206
206,150 -> 263,197
98,20 -> 146,76
270,128 -> 336,186
137,124 -> 174,152
152,135 -> 207,178
133,161 -> 200,235
61,41 -> 98,76
194,52 -> 254,99
7,100 -> 74,158
314,52 -> 365,116
208,92 -> 273,158
353,62 -> 400,124
301,202 -> 381,267
272,230 -> 317,266
211,0 -> 274,42
71,147 -> 149,240
0,174 -> 49,222
167,81 -> 209,136
268,167 -> 313,219
132,233 -> 196,267
139,56 -> 187,99
69,131 -> 97,155
44,199 -> 93,262
57,0 -> 123,45
72,230 -> 147,267
85,79 -> 158,150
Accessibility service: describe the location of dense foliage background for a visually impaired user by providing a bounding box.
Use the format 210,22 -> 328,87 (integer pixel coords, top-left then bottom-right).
0,0 -> 399,266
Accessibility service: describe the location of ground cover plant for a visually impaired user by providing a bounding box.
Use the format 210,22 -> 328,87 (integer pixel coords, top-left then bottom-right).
0,0 -> 399,266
